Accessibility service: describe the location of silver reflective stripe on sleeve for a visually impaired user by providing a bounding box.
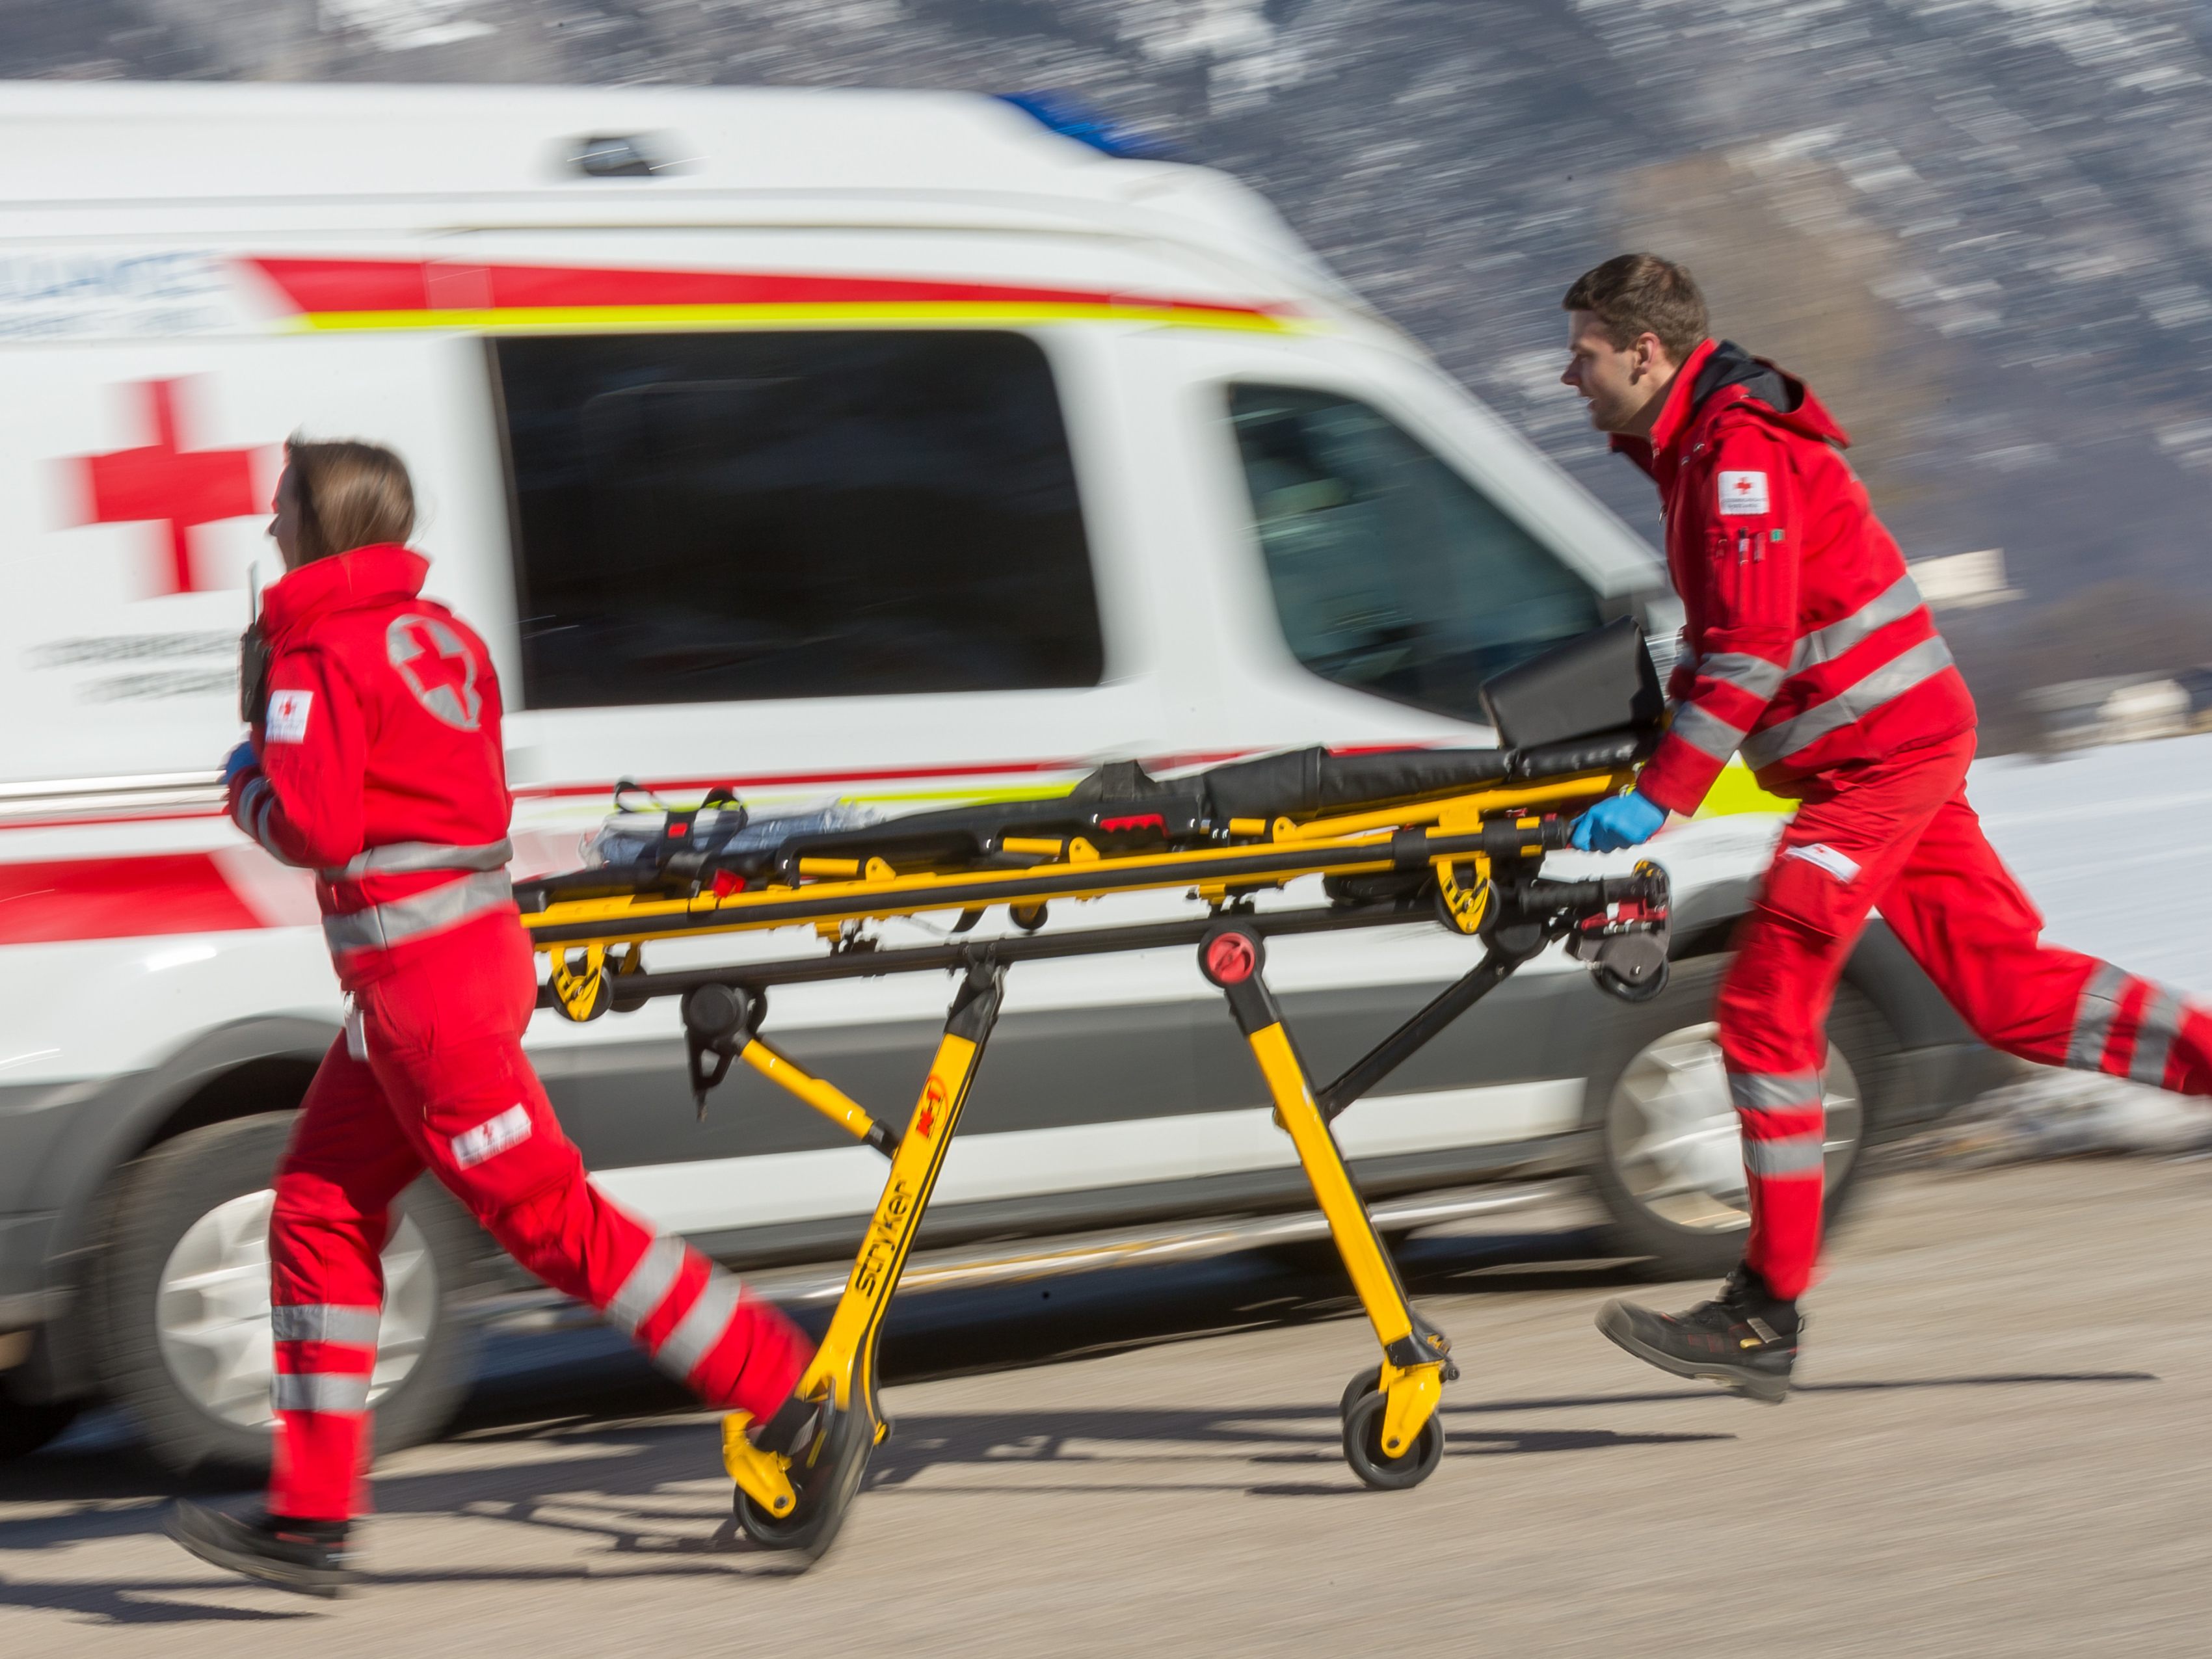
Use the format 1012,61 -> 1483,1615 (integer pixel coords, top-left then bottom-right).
1668,702 -> 1749,764
237,777 -> 289,862
604,1234 -> 687,1337
2131,985 -> 2185,1088
321,868 -> 514,953
1789,574 -> 1926,673
271,1371 -> 373,1414
272,1304 -> 381,1346
2067,962 -> 2128,1072
252,794 -> 288,862
1729,1070 -> 1822,1114
320,838 -> 514,883
1744,1134 -> 1825,1177
655,1271 -> 745,1381
1697,652 -> 1787,702
1740,636 -> 1956,770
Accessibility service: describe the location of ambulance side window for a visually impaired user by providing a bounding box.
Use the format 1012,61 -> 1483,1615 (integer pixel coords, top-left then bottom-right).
1229,385 -> 1601,721
493,331 -> 1104,708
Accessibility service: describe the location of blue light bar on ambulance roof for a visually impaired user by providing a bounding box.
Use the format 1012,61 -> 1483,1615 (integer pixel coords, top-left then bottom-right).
996,92 -> 1177,161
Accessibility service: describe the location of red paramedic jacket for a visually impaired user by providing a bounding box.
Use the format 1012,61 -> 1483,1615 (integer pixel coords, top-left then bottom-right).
1613,338 -> 1976,817
226,543 -> 516,987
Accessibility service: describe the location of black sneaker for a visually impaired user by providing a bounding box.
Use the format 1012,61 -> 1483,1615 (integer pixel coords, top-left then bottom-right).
1595,1266 -> 1801,1403
166,1500 -> 358,1599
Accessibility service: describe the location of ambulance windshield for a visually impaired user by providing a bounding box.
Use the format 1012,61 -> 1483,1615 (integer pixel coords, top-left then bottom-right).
1231,386 -> 1602,725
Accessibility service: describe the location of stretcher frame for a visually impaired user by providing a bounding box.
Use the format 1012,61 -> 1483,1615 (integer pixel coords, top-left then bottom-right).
518,757 -> 1668,1554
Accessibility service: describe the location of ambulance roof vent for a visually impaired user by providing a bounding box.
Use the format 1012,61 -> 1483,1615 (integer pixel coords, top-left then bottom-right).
567,133 -> 689,178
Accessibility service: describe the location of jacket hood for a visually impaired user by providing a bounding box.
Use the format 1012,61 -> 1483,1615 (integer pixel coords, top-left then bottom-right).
1688,338 -> 1849,448
260,543 -> 429,641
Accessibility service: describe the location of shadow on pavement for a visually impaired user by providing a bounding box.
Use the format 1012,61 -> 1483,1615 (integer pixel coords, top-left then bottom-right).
0,1225 -> 2168,1615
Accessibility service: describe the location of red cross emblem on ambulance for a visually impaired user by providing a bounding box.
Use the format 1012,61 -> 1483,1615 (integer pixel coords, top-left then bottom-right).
68,379 -> 269,596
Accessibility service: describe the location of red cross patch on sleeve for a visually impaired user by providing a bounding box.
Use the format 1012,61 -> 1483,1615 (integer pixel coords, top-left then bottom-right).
1718,470 -> 1770,516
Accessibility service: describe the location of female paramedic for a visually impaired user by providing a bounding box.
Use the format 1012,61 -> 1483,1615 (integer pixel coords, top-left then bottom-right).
1558,254 -> 2212,1403
168,440 -> 840,1596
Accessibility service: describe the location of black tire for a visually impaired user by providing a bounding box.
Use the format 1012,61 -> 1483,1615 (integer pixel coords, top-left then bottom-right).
0,1368 -> 83,1461
736,1400 -> 872,1563
98,1111 -> 481,1481
1339,1366 -> 1383,1422
1584,955 -> 1896,1282
1340,1388 -> 1443,1491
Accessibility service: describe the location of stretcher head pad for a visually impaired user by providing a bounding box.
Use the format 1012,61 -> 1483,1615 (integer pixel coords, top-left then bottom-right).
1478,617 -> 1663,754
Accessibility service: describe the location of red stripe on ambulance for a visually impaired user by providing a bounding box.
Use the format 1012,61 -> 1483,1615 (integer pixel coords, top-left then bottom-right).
241,256 -> 1294,323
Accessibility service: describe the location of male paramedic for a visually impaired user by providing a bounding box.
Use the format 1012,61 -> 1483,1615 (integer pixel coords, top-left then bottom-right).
169,440 -> 839,1595
1560,253 -> 2212,1402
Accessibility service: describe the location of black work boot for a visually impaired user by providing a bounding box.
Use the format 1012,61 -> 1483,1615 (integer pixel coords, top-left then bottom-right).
1595,1265 -> 1802,1404
167,1500 -> 359,1598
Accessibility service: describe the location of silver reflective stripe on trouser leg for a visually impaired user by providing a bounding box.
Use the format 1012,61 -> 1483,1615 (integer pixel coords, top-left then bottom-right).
1669,702 -> 1749,765
2067,962 -> 2128,1072
272,1372 -> 373,1413
1729,1070 -> 1822,1115
604,1234 -> 688,1338
272,1304 -> 381,1346
656,1271 -> 747,1383
1740,635 -> 1956,771
1731,1071 -> 1824,1180
2131,983 -> 2187,1089
321,868 -> 514,953
320,838 -> 514,883
1744,1135 -> 1825,1177
1789,573 -> 1926,673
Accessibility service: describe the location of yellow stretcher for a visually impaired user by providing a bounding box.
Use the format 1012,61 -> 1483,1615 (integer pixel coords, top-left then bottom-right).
513,621 -> 1673,1564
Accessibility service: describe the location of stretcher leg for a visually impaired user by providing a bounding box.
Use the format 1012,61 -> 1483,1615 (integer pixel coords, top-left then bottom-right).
1197,922 -> 1452,1489
726,959 -> 1005,1551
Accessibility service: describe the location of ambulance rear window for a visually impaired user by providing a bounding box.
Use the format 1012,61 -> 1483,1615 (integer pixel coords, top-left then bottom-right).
493,331 -> 1104,708
1230,385 -> 1602,724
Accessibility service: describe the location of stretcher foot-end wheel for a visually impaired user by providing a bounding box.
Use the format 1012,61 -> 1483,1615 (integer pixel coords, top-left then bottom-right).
1341,1387 -> 1445,1491
1339,1366 -> 1383,1423
730,1398 -> 873,1563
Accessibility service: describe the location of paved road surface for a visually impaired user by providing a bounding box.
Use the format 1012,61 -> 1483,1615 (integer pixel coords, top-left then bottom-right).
7,1160 -> 2212,1657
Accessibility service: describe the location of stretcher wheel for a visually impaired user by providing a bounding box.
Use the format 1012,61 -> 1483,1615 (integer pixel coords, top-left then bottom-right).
1341,1388 -> 1444,1491
1339,1366 -> 1382,1423
735,1400 -> 873,1563
1595,956 -> 1669,1003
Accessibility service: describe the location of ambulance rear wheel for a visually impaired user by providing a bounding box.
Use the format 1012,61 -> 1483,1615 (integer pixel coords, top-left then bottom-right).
97,1111 -> 482,1481
1341,1388 -> 1443,1491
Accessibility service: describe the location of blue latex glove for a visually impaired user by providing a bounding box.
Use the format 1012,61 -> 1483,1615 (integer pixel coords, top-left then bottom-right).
1573,790 -> 1667,853
220,739 -> 259,788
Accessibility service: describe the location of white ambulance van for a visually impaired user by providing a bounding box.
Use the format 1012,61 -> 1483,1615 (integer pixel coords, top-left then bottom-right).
0,81 -> 1997,1472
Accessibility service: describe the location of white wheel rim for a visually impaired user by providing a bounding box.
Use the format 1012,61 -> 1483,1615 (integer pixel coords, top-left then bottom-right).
1604,1021 -> 1863,1232
155,1188 -> 439,1429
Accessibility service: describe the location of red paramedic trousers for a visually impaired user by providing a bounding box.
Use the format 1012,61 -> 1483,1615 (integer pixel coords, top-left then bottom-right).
267,910 -> 810,1522
1720,729 -> 2212,1301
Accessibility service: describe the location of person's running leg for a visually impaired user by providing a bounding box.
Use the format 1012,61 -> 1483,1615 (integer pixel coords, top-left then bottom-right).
1599,732 -> 1974,1398
168,1035 -> 421,1595
1873,782 -> 2212,1093
360,915 -> 811,1423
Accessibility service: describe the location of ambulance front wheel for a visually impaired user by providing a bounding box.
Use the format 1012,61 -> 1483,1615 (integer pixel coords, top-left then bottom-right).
1340,1387 -> 1444,1491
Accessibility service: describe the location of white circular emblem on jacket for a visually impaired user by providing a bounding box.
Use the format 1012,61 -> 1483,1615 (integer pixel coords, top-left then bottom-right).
387,613 -> 483,731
